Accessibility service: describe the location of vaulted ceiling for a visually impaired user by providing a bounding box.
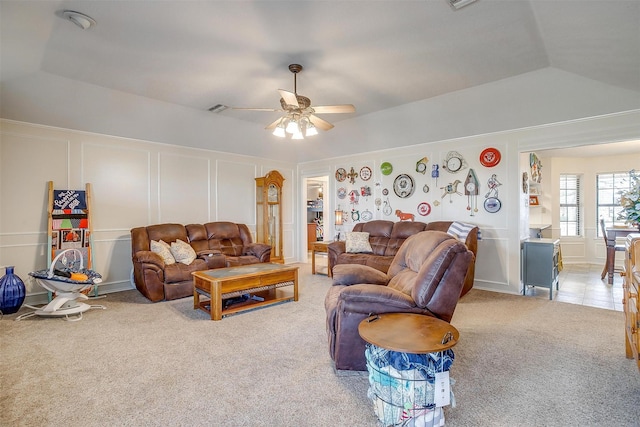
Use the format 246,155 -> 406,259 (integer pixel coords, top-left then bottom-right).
1,1 -> 639,162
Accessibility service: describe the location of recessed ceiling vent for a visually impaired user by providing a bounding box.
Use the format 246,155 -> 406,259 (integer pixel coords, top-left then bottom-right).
448,0 -> 479,10
208,104 -> 228,113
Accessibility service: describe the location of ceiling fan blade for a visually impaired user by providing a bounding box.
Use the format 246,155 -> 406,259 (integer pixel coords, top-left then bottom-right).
232,107 -> 281,112
309,114 -> 334,131
278,89 -> 299,107
312,104 -> 356,114
265,117 -> 284,130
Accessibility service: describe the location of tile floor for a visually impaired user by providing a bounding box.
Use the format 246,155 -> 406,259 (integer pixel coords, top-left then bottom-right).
523,263 -> 624,311
311,251 -> 624,312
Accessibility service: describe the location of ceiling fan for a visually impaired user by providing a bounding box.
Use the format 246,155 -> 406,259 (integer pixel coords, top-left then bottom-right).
233,64 -> 355,139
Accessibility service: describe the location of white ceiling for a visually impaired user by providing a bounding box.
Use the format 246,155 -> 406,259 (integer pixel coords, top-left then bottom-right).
1,0 -> 639,160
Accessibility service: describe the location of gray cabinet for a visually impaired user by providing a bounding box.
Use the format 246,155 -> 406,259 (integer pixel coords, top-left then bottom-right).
522,238 -> 560,300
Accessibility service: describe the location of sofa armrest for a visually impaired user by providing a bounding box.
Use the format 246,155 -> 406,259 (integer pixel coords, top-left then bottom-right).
332,264 -> 388,286
244,243 -> 271,262
196,250 -> 226,269
131,251 -> 166,302
133,250 -> 165,268
328,241 -> 347,274
338,284 -> 417,314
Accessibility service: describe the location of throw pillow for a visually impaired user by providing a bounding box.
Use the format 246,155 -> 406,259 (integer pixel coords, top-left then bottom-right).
345,232 -> 373,253
150,239 -> 176,265
170,239 -> 197,265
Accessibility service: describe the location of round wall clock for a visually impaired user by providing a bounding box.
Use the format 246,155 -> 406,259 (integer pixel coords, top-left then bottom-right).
360,166 -> 372,181
335,168 -> 346,182
416,157 -> 429,174
361,209 -> 373,221
393,174 -> 415,198
443,151 -> 467,173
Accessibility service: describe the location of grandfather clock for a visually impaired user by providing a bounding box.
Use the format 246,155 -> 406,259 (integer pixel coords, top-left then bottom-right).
256,170 -> 284,263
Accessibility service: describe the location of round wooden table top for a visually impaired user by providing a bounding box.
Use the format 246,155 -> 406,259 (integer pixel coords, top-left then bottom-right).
358,312 -> 459,354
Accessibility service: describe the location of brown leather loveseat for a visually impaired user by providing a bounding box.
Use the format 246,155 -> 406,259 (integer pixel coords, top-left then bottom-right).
325,230 -> 473,371
328,220 -> 478,296
131,222 -> 271,302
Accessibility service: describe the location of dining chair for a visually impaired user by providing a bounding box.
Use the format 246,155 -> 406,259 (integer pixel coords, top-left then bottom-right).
600,218 -> 625,282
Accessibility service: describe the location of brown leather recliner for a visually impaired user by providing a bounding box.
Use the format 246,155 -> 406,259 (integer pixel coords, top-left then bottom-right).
327,220 -> 478,297
325,230 -> 473,371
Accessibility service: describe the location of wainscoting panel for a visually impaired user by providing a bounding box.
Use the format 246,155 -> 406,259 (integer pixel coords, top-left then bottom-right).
216,160 -> 257,225
84,143 -> 151,229
158,152 -> 210,224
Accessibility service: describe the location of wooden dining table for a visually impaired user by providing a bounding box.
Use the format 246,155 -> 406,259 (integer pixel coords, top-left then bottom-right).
605,226 -> 638,284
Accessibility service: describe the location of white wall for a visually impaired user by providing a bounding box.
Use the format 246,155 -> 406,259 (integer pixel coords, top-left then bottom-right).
301,110 -> 640,296
0,120 -> 296,302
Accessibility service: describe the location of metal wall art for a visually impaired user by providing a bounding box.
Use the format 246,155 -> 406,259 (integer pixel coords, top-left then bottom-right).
440,179 -> 463,203
395,210 -> 415,221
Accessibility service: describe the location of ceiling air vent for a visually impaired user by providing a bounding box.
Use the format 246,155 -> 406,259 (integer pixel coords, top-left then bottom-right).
208,104 -> 228,113
448,0 -> 478,10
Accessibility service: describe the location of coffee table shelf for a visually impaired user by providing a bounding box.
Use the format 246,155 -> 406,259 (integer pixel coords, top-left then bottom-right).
192,263 -> 298,320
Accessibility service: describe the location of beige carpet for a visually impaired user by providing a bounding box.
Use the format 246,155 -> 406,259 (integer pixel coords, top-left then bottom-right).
1,263 -> 638,426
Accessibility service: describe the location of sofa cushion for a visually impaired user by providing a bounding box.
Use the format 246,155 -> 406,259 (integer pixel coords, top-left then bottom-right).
346,232 -> 373,253
170,239 -> 197,265
150,239 -> 176,265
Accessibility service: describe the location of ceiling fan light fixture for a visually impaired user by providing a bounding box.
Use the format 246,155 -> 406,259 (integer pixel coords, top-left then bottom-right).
285,119 -> 299,134
305,121 -> 318,137
292,131 -> 304,140
272,124 -> 286,138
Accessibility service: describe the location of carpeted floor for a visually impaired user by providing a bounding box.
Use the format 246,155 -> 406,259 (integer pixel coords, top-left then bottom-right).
1,263 -> 638,426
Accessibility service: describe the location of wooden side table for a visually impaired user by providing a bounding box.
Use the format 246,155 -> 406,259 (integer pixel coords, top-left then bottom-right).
358,313 -> 459,426
311,241 -> 332,276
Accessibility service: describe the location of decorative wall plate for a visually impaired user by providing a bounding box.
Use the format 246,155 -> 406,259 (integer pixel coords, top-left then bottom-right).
479,148 -> 501,167
417,202 -> 431,216
393,174 -> 415,198
337,187 -> 347,199
484,197 -> 502,213
380,162 -> 393,176
335,168 -> 346,182
360,166 -> 372,181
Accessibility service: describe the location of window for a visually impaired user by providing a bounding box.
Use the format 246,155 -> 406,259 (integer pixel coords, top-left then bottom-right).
559,174 -> 580,236
597,171 -> 633,236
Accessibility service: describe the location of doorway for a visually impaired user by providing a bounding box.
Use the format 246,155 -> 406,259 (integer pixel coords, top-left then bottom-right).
303,175 -> 329,262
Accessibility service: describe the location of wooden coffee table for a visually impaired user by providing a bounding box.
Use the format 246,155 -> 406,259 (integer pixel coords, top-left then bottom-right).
192,263 -> 299,320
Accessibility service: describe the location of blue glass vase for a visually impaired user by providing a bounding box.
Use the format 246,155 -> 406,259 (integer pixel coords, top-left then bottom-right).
0,266 -> 26,314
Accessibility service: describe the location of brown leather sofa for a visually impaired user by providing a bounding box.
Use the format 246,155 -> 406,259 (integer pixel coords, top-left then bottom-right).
325,230 -> 473,371
131,222 -> 271,302
328,220 -> 478,296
